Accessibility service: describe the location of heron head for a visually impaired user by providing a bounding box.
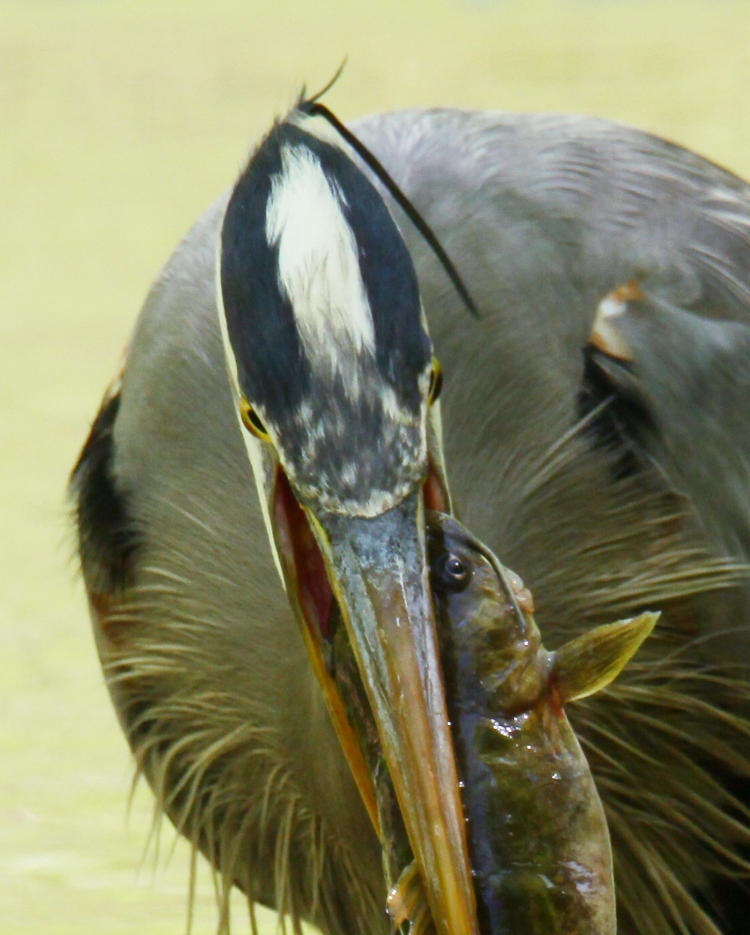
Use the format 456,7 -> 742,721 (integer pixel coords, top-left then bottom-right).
218,106 -> 477,935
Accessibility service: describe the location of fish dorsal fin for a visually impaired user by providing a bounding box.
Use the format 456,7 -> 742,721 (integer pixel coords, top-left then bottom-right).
552,612 -> 659,703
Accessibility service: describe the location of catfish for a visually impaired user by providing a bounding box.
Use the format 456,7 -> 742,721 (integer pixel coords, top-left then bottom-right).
388,512 -> 658,935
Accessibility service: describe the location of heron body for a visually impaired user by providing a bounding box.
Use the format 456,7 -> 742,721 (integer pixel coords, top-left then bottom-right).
71,108 -> 750,935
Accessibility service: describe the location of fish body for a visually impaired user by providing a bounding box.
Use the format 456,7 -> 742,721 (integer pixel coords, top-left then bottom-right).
423,512 -> 657,935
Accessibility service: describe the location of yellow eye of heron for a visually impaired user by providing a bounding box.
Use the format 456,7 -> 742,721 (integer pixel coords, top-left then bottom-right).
240,398 -> 271,441
428,357 -> 443,403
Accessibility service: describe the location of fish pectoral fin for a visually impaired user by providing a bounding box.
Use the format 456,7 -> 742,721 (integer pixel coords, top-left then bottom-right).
387,861 -> 436,935
552,611 -> 659,703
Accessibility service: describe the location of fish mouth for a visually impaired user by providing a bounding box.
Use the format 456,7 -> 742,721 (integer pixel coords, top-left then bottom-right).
270,468 -> 478,935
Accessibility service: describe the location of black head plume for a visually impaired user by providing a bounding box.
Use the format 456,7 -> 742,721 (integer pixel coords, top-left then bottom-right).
297,78 -> 480,319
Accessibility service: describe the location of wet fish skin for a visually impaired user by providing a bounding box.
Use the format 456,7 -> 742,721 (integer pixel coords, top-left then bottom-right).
424,512 -> 657,935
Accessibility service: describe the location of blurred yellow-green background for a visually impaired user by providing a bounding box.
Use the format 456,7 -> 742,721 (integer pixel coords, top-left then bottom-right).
3,0 -> 750,932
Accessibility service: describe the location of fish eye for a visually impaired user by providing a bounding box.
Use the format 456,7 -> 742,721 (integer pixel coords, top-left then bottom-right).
428,357 -> 443,403
240,398 -> 271,442
432,551 -> 471,592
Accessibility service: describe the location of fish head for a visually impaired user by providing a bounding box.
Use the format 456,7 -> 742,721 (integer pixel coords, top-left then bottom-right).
426,511 -> 547,712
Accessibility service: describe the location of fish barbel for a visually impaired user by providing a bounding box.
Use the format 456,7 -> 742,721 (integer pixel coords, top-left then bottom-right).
388,512 -> 658,935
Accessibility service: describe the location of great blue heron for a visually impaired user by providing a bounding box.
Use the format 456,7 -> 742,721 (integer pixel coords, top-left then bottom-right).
70,103 -> 750,935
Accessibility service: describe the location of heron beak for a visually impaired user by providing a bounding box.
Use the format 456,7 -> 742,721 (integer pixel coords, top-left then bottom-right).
316,490 -> 479,935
